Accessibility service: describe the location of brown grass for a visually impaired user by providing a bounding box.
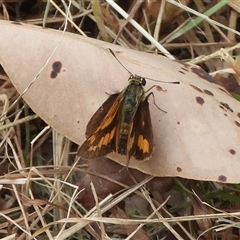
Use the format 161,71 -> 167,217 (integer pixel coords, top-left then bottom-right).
1,0 -> 240,239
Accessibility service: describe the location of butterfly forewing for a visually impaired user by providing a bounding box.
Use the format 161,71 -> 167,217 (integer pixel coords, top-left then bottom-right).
85,94 -> 119,137
78,93 -> 122,159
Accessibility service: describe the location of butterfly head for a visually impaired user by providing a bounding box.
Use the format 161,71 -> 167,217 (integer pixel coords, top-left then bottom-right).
128,75 -> 146,86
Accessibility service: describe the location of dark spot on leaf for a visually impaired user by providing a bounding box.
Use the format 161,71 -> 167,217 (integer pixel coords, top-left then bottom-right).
156,85 -> 165,92
190,84 -> 203,93
178,71 -> 185,74
218,87 -> 229,94
203,89 -> 214,96
50,61 -> 62,79
177,167 -> 182,172
235,121 -> 240,127
219,105 -> 224,111
238,113 -> 240,118
196,96 -> 204,106
174,59 -> 189,68
224,113 -> 227,117
181,67 -> 189,72
177,121 -> 180,125
191,66 -> 216,83
229,149 -> 236,155
12,21 -> 21,25
219,102 -> 233,112
218,175 -> 227,182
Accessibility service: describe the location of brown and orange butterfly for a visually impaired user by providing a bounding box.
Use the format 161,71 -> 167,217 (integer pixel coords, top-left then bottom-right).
78,50 -> 177,165
78,74 -> 155,165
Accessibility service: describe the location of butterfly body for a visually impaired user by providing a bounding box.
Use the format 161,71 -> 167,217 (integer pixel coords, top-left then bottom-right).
116,75 -> 146,155
78,75 -> 153,164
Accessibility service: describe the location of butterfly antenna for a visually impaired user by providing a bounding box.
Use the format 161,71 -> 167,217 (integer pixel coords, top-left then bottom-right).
108,48 -> 133,76
147,77 -> 180,84
108,49 -> 179,85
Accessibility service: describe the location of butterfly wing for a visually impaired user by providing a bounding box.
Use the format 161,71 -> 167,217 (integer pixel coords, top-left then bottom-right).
78,93 -> 122,159
127,99 -> 153,161
85,94 -> 119,137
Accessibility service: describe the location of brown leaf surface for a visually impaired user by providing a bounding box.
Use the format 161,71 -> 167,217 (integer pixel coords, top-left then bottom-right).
0,20 -> 240,182
77,157 -> 172,209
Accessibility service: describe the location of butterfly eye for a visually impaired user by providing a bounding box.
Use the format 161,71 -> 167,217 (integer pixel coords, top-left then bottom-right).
141,77 -> 146,86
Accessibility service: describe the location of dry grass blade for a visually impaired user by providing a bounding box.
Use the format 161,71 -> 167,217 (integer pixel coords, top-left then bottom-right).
1,0 -> 240,239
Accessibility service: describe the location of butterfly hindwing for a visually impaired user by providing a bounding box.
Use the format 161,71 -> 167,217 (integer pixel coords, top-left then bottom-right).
127,99 -> 153,161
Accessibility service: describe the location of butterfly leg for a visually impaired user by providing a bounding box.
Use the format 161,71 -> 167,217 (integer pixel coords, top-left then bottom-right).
146,91 -> 167,113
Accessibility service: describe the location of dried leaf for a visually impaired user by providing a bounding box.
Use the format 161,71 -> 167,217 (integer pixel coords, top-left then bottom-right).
0,21 -> 240,182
